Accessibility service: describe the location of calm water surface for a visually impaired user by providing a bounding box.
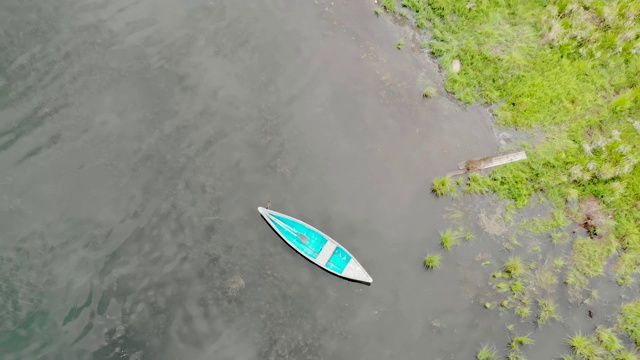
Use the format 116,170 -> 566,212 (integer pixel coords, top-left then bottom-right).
0,1 -> 505,359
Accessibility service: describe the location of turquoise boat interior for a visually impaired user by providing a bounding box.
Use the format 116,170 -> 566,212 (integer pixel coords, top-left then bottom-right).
268,212 -> 352,274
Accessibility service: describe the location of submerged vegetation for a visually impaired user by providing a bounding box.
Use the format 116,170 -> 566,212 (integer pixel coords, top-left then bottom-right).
422,86 -> 436,98
372,0 -> 640,356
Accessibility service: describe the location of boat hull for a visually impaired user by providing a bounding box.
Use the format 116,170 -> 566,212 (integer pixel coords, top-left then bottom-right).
258,207 -> 372,285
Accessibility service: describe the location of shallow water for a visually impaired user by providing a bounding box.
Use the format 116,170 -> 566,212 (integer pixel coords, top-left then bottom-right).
0,1 -> 507,359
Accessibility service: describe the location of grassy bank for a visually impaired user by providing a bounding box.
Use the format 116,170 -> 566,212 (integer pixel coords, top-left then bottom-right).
375,0 -> 640,357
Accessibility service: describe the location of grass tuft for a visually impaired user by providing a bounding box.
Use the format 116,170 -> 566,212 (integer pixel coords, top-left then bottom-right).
509,334 -> 533,350
506,352 -> 526,360
515,305 -> 530,319
374,7 -> 384,16
465,173 -> 492,195
503,257 -> 525,278
381,0 -> 396,12
423,253 -> 442,269
432,176 -> 456,197
618,300 -> 640,347
396,38 -> 405,50
476,344 -> 497,360
568,333 -> 604,359
594,326 -> 622,353
537,299 -> 561,326
440,228 -> 461,250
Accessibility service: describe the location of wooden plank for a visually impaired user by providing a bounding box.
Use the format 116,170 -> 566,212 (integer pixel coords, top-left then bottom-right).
316,241 -> 337,267
445,169 -> 467,177
457,150 -> 527,171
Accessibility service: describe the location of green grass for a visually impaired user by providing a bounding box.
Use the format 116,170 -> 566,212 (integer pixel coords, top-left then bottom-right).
432,176 -> 456,197
440,228 -> 461,250
420,40 -> 428,49
618,300 -> 640,347
422,86 -> 436,98
399,9 -> 409,19
423,253 -> 442,269
464,232 -> 475,241
396,38 -> 405,50
465,173 -> 492,195
476,344 -> 497,360
374,7 -> 384,16
503,257 -> 525,278
382,0 -> 396,12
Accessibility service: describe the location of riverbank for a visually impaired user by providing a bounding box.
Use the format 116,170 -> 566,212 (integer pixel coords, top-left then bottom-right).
373,0 -> 640,358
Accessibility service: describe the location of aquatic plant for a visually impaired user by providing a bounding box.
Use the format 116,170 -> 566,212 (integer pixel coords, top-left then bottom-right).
594,326 -> 622,353
521,210 -> 570,234
536,299 -> 561,326
422,86 -> 436,98
502,257 -> 524,278
515,306 -> 530,319
567,333 -> 603,359
423,253 -> 442,269
509,334 -> 533,350
440,228 -> 461,250
559,355 -> 575,360
382,0 -> 396,12
618,300 -> 640,346
615,350 -> 640,360
553,257 -> 565,272
510,280 -> 524,294
464,232 -> 475,241
506,351 -> 526,360
431,176 -> 455,197
396,38 -> 405,50
571,236 -> 617,279
476,344 -> 497,360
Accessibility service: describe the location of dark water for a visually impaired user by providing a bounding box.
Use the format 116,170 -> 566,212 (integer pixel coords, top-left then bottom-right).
0,1 -> 506,359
